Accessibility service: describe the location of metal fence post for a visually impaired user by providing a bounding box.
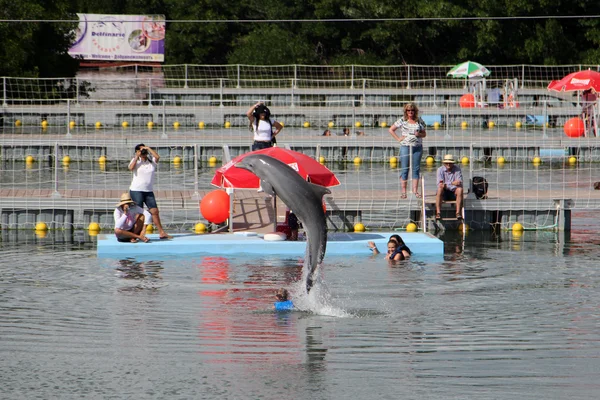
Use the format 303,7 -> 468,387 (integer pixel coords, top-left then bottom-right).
161,100 -> 167,139
52,142 -> 61,198
184,64 -> 189,89
66,99 -> 72,138
148,78 -> 153,108
191,144 -> 201,200
2,77 -> 6,106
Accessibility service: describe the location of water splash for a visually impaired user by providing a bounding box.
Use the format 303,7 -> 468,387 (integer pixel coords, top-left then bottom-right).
289,276 -> 350,318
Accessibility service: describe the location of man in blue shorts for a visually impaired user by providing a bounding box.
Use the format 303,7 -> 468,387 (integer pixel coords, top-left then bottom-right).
435,154 -> 464,221
128,143 -> 172,239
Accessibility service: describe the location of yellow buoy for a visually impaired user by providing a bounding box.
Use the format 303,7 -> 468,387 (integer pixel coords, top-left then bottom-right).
497,156 -> 506,164
69,121 -> 76,129
433,121 -> 441,130
88,222 -> 100,232
461,156 -> 469,165
25,155 -> 35,163
15,120 -> 22,127
98,155 -> 107,164
122,121 -> 129,128
406,222 -> 418,232
41,120 -> 48,128
35,230 -> 48,239
145,224 -> 154,234
224,121 -> 231,128
354,223 -> 365,232
568,156 -> 577,165
195,222 -> 207,234
512,222 -> 524,232
461,121 -> 468,129
319,156 -> 326,164
380,121 -> 387,128
512,230 -> 523,239
198,121 -> 205,129
208,156 -> 218,164
173,121 -> 180,129
147,121 -> 155,129
532,156 -> 541,165
62,155 -> 71,165
426,156 -> 435,166
303,121 -> 310,128
488,121 -> 495,129
458,223 -> 469,232
173,156 -> 182,164
328,121 -> 334,128
515,121 -> 522,129
35,222 -> 48,232
95,121 -> 102,129
390,156 -> 398,164
353,157 -> 362,165
355,121 -> 362,128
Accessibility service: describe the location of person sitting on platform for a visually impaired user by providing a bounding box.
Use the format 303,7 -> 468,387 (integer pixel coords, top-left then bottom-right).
274,288 -> 294,311
435,154 -> 463,222
114,193 -> 151,243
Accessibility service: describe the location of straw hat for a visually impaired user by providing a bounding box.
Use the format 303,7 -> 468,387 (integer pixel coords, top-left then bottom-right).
116,193 -> 135,207
442,154 -> 456,164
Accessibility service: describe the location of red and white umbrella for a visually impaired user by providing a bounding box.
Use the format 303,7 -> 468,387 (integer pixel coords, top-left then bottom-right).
211,147 -> 340,189
547,69 -> 600,93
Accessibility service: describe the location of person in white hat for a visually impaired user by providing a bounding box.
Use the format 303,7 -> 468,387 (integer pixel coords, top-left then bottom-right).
113,193 -> 151,243
435,154 -> 463,221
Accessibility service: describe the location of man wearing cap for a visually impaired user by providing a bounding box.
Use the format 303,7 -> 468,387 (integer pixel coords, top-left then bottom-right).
128,144 -> 172,239
435,154 -> 464,221
114,193 -> 151,243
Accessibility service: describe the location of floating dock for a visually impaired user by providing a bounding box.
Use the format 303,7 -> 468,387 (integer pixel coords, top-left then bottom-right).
96,231 -> 443,259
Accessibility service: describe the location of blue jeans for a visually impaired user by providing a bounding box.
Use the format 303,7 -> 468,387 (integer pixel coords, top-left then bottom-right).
399,145 -> 422,181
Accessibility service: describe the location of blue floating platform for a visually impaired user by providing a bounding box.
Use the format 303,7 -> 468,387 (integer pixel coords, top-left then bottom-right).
97,231 -> 443,259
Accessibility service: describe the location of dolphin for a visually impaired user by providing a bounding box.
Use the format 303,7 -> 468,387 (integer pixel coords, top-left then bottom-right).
236,154 -> 330,293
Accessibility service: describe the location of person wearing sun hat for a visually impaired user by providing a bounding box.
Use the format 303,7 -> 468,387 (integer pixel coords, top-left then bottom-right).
113,193 -> 151,243
435,154 -> 464,221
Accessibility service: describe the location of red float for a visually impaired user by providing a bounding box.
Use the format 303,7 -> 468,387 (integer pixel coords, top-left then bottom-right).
459,93 -> 475,108
200,190 -> 230,224
563,117 -> 585,138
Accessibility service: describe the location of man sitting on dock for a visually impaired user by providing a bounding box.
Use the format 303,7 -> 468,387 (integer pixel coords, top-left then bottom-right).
435,155 -> 464,221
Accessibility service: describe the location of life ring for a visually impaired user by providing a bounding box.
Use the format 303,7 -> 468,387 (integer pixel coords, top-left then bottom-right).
264,232 -> 286,241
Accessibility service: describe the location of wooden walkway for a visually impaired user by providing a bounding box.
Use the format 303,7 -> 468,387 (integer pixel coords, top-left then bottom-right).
1,187 -> 600,231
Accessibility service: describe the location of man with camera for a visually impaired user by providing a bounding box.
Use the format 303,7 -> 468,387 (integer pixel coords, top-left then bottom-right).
128,143 -> 172,239
114,192 -> 151,243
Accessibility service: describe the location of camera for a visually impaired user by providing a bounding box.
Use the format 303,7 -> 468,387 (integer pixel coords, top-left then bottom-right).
140,149 -> 149,155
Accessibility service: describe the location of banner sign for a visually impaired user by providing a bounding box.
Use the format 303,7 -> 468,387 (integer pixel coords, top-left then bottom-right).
68,14 -> 165,62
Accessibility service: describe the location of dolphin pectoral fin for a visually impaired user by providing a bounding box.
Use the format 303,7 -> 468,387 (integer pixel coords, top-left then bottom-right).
260,180 -> 276,196
308,182 -> 331,198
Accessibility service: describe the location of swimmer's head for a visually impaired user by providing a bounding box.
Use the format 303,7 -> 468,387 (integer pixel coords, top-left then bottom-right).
275,288 -> 289,301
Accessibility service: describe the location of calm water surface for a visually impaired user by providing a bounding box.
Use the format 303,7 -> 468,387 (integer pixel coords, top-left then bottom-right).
1,214 -> 600,399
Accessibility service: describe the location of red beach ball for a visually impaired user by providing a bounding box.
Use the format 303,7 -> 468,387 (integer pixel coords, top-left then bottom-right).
200,190 -> 230,224
459,93 -> 475,108
563,117 -> 585,138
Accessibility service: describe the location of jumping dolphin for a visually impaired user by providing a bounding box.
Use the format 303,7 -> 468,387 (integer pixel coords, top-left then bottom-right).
236,154 -> 330,293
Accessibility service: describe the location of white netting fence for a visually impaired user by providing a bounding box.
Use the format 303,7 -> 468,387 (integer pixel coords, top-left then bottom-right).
1,63 -> 600,232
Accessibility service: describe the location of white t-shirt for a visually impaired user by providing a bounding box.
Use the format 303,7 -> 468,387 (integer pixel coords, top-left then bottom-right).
393,117 -> 426,147
114,204 -> 151,230
129,157 -> 156,192
252,118 -> 276,141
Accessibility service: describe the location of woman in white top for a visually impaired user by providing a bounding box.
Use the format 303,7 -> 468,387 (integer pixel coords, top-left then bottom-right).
114,193 -> 151,243
128,143 -> 171,239
246,102 -> 283,151
388,103 -> 427,199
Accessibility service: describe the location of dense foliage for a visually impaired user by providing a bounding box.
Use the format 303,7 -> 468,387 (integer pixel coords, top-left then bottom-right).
1,0 -> 599,77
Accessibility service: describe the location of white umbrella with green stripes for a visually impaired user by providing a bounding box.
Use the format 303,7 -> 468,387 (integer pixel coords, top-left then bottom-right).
447,61 -> 490,78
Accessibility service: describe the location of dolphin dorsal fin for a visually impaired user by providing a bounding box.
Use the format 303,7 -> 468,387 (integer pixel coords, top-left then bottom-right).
308,182 -> 331,199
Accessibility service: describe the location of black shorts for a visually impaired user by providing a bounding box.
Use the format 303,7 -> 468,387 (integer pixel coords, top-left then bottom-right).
443,189 -> 457,201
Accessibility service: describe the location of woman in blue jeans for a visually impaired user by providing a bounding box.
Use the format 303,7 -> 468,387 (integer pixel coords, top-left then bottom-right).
388,103 -> 427,198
